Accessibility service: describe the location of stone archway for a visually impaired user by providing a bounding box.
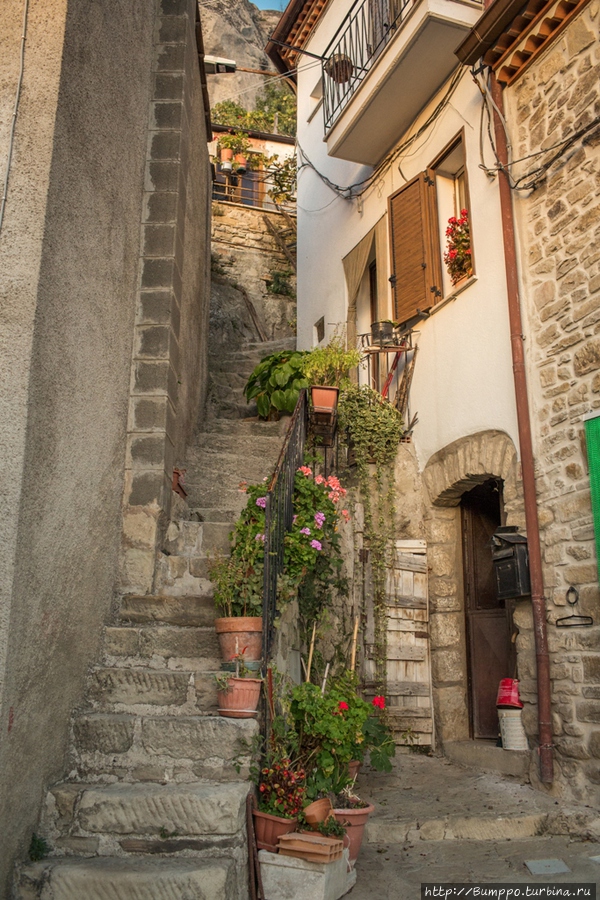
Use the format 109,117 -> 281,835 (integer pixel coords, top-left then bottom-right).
421,431 -> 524,747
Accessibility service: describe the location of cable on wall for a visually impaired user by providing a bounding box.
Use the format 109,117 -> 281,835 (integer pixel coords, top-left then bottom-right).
0,0 -> 30,235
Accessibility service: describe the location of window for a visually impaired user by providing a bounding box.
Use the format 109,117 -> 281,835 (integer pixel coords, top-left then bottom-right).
387,134 -> 473,322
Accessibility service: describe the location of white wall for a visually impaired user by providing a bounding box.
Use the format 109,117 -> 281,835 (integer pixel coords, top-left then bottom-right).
295,17 -> 520,470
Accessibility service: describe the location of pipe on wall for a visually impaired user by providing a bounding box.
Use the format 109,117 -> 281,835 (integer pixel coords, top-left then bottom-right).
489,76 -> 554,783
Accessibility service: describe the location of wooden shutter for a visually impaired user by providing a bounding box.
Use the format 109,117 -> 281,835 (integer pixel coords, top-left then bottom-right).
388,171 -> 442,326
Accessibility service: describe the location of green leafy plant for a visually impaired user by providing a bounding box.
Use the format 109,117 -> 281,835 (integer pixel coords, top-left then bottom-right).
216,131 -> 251,156
211,81 -> 297,137
444,209 -> 472,285
28,834 -> 50,862
338,386 -> 404,695
268,270 -> 295,297
301,334 -> 361,388
244,350 -> 309,419
289,671 -> 394,799
314,816 -> 346,837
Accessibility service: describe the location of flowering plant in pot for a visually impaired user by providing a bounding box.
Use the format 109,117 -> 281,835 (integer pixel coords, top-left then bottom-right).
252,739 -> 306,851
210,481 -> 269,662
301,334 -> 361,414
443,208 -> 472,285
215,652 -> 262,719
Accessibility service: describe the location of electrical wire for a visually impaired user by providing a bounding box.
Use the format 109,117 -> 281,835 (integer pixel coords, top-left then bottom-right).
211,58 -> 321,105
0,0 -> 29,234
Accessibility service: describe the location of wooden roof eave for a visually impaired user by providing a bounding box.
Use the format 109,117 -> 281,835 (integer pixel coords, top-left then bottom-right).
454,0 -> 530,66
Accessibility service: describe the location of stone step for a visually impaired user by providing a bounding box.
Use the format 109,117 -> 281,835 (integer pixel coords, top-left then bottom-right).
191,432 -> 284,456
199,417 -> 288,437
45,781 -> 250,848
103,625 -> 220,671
15,857 -> 237,900
189,508 -> 238,523
182,486 -> 248,513
365,811 -> 549,844
209,399 -> 258,420
443,740 -> 530,781
86,667 -> 215,713
71,714 -> 258,782
120,595 -> 215,628
185,459 -> 272,490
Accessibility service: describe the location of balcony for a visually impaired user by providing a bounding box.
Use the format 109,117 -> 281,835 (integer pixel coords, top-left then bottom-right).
322,0 -> 482,165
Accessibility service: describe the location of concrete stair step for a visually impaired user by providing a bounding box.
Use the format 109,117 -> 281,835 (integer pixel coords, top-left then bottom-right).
86,667 -> 216,713
199,418 -> 288,437
443,741 -> 530,780
103,625 -> 220,672
191,432 -> 284,456
120,595 -> 215,628
366,811 -> 549,844
45,781 -> 250,845
15,857 -> 237,900
71,714 -> 258,782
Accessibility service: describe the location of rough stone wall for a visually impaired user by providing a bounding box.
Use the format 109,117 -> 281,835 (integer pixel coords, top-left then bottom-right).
0,0 -> 155,890
211,201 -> 297,341
504,3 -> 600,799
120,0 -> 212,594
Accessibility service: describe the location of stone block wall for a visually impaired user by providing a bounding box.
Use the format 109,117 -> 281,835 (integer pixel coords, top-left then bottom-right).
211,201 -> 296,341
505,2 -> 600,798
121,0 -> 211,594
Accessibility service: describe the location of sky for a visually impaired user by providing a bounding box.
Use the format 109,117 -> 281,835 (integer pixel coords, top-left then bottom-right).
252,0 -> 287,10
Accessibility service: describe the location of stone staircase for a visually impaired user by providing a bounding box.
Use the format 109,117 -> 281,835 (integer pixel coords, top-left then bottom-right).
14,334 -> 295,899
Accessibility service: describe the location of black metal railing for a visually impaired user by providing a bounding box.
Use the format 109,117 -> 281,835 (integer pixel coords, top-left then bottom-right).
262,389 -> 308,662
322,0 -> 414,133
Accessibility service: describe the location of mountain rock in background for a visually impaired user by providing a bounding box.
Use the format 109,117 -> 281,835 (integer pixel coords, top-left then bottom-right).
200,0 -> 283,110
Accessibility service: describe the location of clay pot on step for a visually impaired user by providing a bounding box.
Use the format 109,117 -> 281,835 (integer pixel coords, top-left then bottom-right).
333,801 -> 374,864
303,797 -> 334,830
252,809 -> 298,852
217,676 -> 262,718
215,616 -> 262,662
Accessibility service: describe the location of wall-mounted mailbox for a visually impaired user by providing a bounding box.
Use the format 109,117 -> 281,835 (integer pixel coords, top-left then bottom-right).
491,526 -> 531,601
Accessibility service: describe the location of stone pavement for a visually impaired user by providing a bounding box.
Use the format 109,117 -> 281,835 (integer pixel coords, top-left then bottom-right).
348,752 -> 600,899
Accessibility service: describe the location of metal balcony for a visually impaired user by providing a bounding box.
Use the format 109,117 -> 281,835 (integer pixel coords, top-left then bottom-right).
321,0 -> 483,165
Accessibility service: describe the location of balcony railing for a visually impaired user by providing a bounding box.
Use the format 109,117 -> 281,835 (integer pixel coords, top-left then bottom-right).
322,0 -> 413,133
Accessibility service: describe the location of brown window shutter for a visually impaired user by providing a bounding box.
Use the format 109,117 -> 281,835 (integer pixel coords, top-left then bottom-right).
388,170 -> 442,325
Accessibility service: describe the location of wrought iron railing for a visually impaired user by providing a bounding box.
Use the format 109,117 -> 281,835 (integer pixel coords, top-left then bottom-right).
262,389 -> 308,661
322,0 -> 414,133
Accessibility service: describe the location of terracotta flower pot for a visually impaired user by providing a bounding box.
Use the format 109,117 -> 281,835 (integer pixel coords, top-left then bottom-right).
303,797 -> 333,830
252,809 -> 297,852
333,802 -> 374,864
214,616 -> 262,662
348,760 -> 362,780
310,385 -> 339,414
217,676 -> 262,718
234,154 -> 247,174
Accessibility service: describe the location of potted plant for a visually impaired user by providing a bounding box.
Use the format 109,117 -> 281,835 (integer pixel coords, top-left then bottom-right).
331,785 -> 375,865
244,349 -> 309,420
215,653 -> 262,719
210,483 -> 269,661
444,208 -> 472,285
253,742 -> 306,851
216,131 -> 251,175
301,334 -> 361,414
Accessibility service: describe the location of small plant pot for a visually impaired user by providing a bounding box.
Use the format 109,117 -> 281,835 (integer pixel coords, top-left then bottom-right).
217,676 -> 262,718
214,616 -> 262,662
348,760 -> 362,780
303,797 -> 333,830
333,802 -> 374,864
234,154 -> 247,174
252,810 -> 298,852
310,385 -> 339,414
371,321 -> 394,343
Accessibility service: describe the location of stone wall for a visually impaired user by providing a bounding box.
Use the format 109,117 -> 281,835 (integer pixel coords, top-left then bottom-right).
120,0 -> 212,595
0,0 -> 155,890
504,3 -> 600,799
211,201 -> 297,342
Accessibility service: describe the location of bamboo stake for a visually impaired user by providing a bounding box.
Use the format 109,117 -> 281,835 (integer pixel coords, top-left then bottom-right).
321,663 -> 330,695
306,622 -> 316,683
350,616 -> 359,671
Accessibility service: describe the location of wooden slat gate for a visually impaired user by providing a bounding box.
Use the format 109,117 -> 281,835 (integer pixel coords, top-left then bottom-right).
385,539 -> 434,746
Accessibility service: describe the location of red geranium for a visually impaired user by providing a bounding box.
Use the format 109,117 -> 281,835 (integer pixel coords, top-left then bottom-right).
372,695 -> 386,710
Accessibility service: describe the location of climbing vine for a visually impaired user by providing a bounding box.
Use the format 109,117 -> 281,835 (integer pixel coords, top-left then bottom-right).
338,386 -> 404,695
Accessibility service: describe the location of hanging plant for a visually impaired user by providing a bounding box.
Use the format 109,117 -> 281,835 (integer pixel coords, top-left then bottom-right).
338,386 -> 404,696
443,209 -> 472,285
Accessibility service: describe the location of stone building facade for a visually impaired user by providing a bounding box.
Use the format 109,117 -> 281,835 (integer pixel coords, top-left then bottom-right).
0,0 -> 211,889
502,3 -> 600,799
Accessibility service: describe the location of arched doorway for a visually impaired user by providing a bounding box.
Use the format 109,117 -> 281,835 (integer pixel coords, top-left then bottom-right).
461,478 -> 515,739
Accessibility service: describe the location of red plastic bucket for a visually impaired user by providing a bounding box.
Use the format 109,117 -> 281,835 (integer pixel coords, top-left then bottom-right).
496,678 -> 523,708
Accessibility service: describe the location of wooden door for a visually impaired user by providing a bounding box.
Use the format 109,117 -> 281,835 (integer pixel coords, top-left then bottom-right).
385,540 -> 433,746
461,481 -> 513,740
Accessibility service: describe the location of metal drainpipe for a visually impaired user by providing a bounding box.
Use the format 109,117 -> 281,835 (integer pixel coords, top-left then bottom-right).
488,74 -> 554,783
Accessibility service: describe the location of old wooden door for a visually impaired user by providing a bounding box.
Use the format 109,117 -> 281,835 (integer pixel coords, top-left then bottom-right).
385,539 -> 433,746
461,480 -> 513,740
